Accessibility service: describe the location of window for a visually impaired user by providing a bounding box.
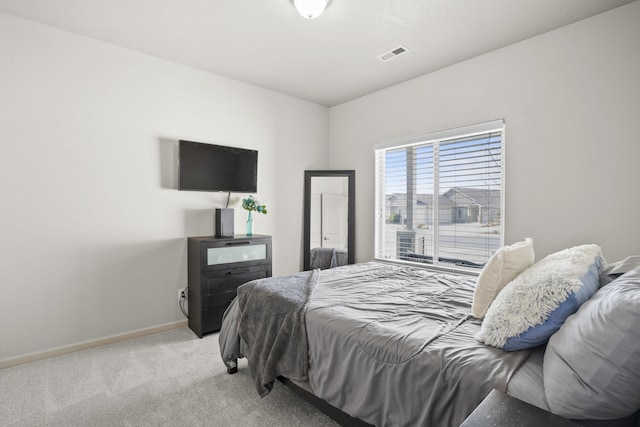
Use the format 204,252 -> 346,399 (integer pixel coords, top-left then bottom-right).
374,120 -> 504,271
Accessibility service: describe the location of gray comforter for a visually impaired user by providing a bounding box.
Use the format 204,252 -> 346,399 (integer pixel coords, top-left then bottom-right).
220,262 -> 530,427
222,269 -> 319,396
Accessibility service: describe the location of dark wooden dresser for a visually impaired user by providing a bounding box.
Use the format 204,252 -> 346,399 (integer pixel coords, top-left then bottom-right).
187,234 -> 272,337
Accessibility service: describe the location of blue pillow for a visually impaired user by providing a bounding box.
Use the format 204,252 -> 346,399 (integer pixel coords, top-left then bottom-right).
476,244 -> 603,351
502,259 -> 600,350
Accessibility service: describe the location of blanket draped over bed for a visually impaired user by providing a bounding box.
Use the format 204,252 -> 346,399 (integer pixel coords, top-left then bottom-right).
235,268 -> 319,397
220,262 -> 531,427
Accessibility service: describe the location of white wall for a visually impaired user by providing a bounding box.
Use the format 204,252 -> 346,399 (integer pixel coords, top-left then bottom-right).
0,13 -> 329,362
2,2 -> 639,364
329,2 -> 640,264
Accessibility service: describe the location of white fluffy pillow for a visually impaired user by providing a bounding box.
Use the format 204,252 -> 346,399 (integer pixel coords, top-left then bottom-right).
471,238 -> 534,318
476,244 -> 602,351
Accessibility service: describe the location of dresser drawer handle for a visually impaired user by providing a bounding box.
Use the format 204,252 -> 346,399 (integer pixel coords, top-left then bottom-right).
226,268 -> 250,275
225,241 -> 251,246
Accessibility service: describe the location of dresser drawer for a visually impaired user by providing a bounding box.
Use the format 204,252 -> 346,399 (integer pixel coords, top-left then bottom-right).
199,237 -> 272,272
201,268 -> 269,308
200,307 -> 227,333
201,267 -> 269,294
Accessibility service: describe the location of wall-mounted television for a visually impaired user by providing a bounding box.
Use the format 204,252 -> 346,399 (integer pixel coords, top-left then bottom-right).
178,140 -> 258,193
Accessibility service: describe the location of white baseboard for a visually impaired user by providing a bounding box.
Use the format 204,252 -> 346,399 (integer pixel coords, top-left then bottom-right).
0,320 -> 189,370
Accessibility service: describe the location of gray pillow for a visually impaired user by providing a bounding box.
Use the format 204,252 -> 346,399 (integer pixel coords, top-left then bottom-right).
600,255 -> 640,286
543,266 -> 640,420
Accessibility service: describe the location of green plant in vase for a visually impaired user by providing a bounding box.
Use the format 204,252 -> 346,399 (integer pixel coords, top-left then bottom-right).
241,195 -> 267,236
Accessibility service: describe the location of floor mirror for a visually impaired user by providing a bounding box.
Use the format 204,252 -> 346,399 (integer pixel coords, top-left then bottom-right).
303,170 -> 355,271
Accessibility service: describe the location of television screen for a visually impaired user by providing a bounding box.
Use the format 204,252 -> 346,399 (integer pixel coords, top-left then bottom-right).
178,140 -> 258,193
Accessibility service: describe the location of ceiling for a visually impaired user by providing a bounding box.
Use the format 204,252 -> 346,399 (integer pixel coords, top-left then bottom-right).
0,0 -> 634,107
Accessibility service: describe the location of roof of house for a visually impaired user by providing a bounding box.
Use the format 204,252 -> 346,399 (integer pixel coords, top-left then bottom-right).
386,193 -> 455,207
443,187 -> 501,208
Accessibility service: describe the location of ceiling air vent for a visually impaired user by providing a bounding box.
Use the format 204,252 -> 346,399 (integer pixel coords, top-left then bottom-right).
377,45 -> 409,62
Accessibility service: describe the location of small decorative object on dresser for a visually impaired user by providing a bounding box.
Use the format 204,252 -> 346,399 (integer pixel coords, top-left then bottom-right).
241,195 -> 267,237
215,208 -> 234,237
187,235 -> 272,337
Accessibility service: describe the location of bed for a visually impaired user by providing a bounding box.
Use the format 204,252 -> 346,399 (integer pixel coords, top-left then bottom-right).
219,243 -> 640,427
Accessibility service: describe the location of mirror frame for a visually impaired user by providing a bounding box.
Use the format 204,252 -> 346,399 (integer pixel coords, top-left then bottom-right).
303,170 -> 355,271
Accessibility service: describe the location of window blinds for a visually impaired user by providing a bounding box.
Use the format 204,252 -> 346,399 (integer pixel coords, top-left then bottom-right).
374,121 -> 504,270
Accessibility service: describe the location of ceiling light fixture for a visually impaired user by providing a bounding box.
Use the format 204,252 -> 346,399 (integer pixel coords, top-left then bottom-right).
293,0 -> 328,19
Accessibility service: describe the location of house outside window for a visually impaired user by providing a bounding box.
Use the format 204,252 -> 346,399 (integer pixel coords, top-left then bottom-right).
374,120 -> 504,271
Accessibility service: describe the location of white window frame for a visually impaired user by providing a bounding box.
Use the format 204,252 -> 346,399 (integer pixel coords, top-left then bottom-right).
374,120 -> 505,274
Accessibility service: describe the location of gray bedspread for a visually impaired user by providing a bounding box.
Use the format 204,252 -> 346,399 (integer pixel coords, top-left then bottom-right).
226,268 -> 319,397
220,262 -> 531,426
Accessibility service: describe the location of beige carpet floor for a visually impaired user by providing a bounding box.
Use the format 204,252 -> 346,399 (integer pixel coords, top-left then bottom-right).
0,327 -> 339,426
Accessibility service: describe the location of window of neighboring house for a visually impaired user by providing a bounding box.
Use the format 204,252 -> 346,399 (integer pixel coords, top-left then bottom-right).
374,120 -> 504,271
